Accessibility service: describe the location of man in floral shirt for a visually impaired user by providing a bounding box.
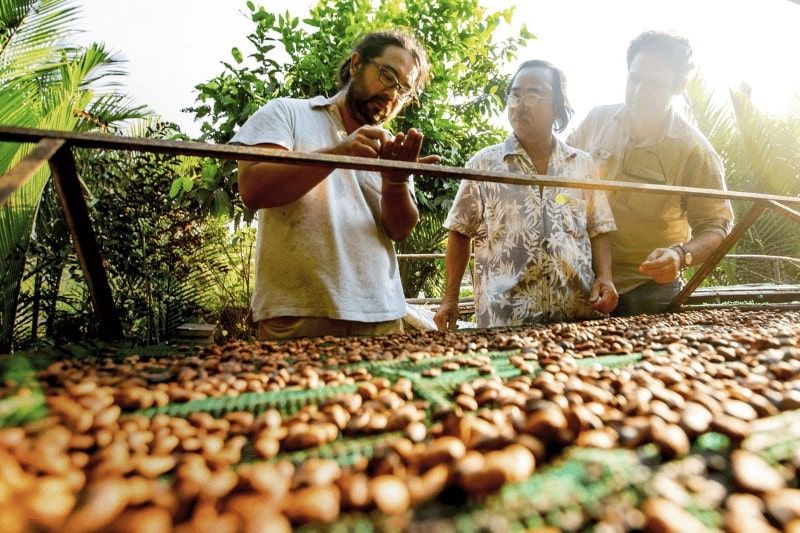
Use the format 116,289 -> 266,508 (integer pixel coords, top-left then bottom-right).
434,60 -> 618,330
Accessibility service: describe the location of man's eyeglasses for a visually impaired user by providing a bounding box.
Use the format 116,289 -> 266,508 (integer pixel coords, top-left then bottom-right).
621,145 -> 668,184
366,59 -> 414,98
507,92 -> 553,107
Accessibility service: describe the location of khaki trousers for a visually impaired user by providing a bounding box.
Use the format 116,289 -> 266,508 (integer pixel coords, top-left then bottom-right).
257,316 -> 403,341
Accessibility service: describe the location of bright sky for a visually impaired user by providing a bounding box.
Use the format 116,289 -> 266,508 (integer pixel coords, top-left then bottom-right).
76,0 -> 800,138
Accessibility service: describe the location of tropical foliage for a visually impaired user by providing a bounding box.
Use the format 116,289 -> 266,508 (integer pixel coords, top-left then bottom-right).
15,122 -> 255,347
0,0 -> 147,351
685,78 -> 800,285
185,0 -> 533,295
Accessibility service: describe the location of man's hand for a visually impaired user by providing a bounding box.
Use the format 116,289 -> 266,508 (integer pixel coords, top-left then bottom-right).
639,247 -> 682,284
433,298 -> 460,332
330,125 -> 392,158
589,278 -> 618,314
380,128 -> 441,183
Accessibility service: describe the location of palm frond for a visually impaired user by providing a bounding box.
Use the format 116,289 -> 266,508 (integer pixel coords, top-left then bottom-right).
0,0 -> 80,82
80,93 -> 148,132
685,72 -> 800,286
0,0 -> 154,350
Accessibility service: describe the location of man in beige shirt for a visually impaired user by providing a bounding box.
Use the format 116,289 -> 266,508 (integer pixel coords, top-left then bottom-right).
568,31 -> 733,316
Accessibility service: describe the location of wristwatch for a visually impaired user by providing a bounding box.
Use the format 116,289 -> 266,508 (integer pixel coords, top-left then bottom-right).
671,244 -> 693,269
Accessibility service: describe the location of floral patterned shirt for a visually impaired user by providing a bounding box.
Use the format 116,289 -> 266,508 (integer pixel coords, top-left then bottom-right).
444,135 -> 616,328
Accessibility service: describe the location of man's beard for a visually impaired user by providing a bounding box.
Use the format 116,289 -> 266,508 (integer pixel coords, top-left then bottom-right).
345,81 -> 393,126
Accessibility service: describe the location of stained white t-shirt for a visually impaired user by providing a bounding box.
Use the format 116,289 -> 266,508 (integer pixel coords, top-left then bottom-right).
231,95 -> 407,323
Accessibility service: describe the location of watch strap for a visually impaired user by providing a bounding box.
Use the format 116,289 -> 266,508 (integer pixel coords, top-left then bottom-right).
670,244 -> 687,269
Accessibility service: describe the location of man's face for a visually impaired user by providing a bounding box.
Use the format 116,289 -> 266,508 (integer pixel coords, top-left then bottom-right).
625,52 -> 681,122
346,45 -> 419,126
506,66 -> 556,140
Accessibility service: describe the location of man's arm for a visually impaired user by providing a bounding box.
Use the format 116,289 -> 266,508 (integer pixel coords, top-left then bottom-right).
433,230 -> 471,331
238,126 -> 391,210
378,128 -> 438,241
640,144 -> 731,283
380,180 -> 419,241
589,233 -> 618,314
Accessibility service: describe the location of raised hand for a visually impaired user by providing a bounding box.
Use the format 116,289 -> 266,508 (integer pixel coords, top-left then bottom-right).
330,125 -> 392,158
380,128 -> 441,183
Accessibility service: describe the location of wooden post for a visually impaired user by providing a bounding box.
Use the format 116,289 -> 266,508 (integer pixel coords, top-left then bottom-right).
668,202 -> 768,311
767,200 -> 800,225
0,138 -> 65,206
49,145 -> 123,340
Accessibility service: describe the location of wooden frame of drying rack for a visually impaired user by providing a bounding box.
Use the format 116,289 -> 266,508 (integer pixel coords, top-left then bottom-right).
2,125 -> 800,340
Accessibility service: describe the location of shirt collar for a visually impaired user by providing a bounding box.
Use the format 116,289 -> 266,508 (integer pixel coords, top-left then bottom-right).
614,105 -> 687,143
502,134 -> 578,168
309,93 -> 339,108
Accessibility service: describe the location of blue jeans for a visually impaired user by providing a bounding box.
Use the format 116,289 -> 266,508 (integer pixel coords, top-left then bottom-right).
613,279 -> 683,317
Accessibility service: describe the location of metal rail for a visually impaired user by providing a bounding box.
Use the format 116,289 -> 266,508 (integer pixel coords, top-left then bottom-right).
2,126 -> 800,206
2,125 -> 800,337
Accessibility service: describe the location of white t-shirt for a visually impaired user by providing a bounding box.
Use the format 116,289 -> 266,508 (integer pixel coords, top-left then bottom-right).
231,95 -> 407,323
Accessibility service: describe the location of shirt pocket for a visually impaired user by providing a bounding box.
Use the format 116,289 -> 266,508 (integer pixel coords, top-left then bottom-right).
617,148 -> 683,221
557,193 -> 588,238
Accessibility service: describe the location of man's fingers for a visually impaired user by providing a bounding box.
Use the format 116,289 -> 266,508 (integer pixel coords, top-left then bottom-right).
419,154 -> 442,164
643,248 -> 667,263
434,304 -> 458,332
350,142 -> 375,158
589,285 -> 600,303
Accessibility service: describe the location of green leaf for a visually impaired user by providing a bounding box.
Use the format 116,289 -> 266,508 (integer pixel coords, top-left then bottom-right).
231,47 -> 243,64
182,177 -> 194,193
169,178 -> 184,198
211,189 -> 232,217
201,160 -> 219,185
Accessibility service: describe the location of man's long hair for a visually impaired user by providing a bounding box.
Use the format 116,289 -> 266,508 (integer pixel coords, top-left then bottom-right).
337,30 -> 431,98
509,59 -> 574,133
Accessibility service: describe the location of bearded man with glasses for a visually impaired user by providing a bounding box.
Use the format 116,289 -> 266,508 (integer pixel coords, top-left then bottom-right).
568,31 -> 734,316
435,60 -> 618,331
232,31 -> 439,340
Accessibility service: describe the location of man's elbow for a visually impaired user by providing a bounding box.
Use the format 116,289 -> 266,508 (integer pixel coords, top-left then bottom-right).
240,187 -> 260,211
388,228 -> 413,242
239,170 -> 283,210
386,216 -> 419,242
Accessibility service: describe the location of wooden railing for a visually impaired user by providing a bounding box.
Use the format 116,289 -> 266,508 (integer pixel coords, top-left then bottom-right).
2,125 -> 800,338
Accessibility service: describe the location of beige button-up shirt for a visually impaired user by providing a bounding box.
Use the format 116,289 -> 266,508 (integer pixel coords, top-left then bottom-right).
445,135 -> 616,328
568,104 -> 734,294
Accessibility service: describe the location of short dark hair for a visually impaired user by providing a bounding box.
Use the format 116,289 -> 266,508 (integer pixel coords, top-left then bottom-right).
337,30 -> 431,96
627,31 -> 693,83
508,60 -> 573,133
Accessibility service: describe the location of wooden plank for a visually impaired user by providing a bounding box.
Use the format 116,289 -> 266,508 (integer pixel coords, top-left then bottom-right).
398,253 -> 447,259
407,284 -> 800,315
768,200 -> 800,224
686,284 -> 800,305
725,254 -> 800,268
1,126 -> 800,207
668,202 -> 768,311
48,146 -> 123,341
0,138 -> 65,206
